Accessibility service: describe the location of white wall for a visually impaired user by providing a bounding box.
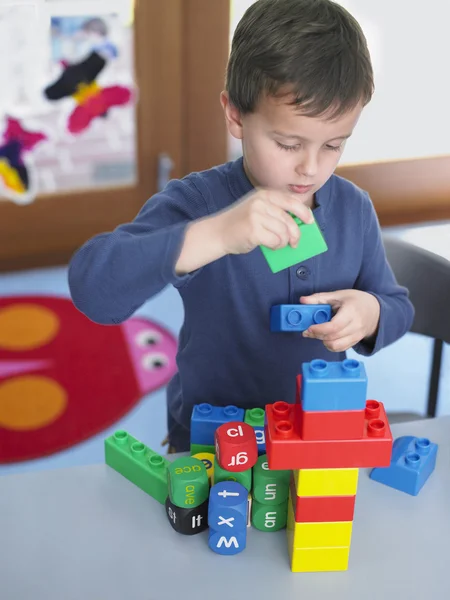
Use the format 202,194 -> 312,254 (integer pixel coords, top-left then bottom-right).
229,0 -> 450,164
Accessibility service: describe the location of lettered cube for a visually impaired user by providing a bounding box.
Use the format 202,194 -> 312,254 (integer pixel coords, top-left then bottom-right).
270,304 -> 332,332
244,408 -> 266,455
168,457 -> 209,508
208,481 -> 248,532
192,452 -> 215,485
301,358 -> 367,411
165,496 -> 208,535
215,422 -> 258,472
208,529 -> 247,555
252,499 -> 288,532
252,454 -> 291,505
191,403 -> 245,446
212,459 -> 252,491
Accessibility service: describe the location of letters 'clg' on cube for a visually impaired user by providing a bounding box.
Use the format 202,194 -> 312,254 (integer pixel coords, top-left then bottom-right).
167,457 -> 209,509
301,359 -> 367,411
215,422 -> 258,472
190,403 -> 245,446
165,496 -> 209,535
104,430 -> 169,505
208,481 -> 248,555
270,304 -> 332,332
265,399 -> 393,470
370,436 -> 438,496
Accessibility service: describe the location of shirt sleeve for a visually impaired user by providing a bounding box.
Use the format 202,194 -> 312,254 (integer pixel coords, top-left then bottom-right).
68,175 -> 210,325
352,192 -> 415,356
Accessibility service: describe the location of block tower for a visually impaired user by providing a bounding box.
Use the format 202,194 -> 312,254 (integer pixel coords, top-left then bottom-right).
265,358 -> 393,573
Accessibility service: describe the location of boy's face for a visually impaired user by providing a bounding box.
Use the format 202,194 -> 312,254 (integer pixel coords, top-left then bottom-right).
222,92 -> 363,208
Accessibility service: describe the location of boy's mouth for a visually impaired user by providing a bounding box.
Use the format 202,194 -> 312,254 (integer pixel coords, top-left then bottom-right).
289,184 -> 313,194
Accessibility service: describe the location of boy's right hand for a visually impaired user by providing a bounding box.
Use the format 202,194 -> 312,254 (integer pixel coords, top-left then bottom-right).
216,188 -> 315,256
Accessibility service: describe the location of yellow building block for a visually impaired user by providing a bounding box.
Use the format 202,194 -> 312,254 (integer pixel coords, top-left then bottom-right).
287,534 -> 350,572
287,500 -> 353,547
293,467 -> 359,497
192,452 -> 214,484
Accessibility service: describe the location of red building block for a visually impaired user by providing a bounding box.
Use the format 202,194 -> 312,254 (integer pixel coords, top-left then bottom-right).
215,422 -> 258,472
299,405 -> 366,441
265,399 -> 392,470
289,476 -> 356,522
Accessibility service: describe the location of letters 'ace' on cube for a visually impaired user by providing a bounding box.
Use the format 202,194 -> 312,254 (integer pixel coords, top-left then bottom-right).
168,457 -> 209,508
215,422 -> 258,472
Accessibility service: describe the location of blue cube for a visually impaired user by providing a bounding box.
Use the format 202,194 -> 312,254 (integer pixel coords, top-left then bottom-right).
208,481 -> 248,555
370,436 -> 438,496
191,403 -> 245,446
301,358 -> 367,411
270,304 -> 332,332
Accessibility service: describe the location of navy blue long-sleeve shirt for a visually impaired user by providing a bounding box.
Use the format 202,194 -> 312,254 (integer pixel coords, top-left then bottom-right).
68,157 -> 414,441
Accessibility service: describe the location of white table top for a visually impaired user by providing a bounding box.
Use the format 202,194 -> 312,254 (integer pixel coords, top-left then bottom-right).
1,417 -> 450,600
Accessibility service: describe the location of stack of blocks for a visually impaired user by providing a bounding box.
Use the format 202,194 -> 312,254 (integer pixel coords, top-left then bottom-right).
265,358 -> 393,572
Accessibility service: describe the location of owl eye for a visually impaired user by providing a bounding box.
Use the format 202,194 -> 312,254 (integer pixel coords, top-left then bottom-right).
141,352 -> 168,371
136,329 -> 161,348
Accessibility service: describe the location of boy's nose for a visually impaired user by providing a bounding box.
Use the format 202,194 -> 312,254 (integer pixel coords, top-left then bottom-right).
295,153 -> 318,179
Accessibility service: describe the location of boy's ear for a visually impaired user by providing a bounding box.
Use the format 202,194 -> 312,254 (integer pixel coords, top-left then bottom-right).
220,91 -> 243,140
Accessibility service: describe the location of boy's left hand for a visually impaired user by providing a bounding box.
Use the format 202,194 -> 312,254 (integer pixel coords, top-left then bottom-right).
300,290 -> 381,352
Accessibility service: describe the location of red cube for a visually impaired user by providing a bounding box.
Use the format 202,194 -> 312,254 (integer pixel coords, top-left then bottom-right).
215,422 -> 258,472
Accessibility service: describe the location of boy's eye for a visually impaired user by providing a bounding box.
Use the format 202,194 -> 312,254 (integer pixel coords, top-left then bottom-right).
276,142 -> 299,152
326,144 -> 342,152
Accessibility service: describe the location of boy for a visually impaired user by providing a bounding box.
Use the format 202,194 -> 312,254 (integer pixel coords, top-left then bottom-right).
68,0 -> 414,453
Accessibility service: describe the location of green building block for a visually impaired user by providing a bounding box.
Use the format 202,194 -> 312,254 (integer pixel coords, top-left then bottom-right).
252,454 -> 291,505
212,459 -> 252,491
244,408 -> 265,427
260,216 -> 327,273
190,443 -> 216,455
168,456 -> 210,509
251,498 -> 288,531
104,430 -> 169,505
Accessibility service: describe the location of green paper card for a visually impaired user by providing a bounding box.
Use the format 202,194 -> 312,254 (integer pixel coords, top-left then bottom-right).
260,215 -> 327,273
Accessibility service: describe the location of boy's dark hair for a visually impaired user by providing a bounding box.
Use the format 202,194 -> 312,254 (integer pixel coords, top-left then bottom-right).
226,0 -> 374,119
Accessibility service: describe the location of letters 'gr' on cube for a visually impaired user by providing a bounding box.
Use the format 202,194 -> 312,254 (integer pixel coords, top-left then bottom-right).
215,422 -> 258,472
260,215 -> 328,273
270,304 -> 332,332
208,481 -> 248,532
370,436 -> 438,496
190,403 -> 245,446
301,358 -> 367,411
104,430 -> 169,505
252,499 -> 288,532
252,454 -> 291,505
212,458 -> 252,492
168,457 -> 209,509
192,452 -> 215,485
244,408 -> 266,455
165,496 -> 209,535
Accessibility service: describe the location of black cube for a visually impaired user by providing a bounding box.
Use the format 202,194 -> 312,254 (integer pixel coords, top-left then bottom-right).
165,496 -> 209,535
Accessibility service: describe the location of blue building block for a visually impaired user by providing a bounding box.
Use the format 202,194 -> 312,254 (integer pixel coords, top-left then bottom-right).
270,304 -> 332,332
301,358 -> 367,411
208,481 -> 248,555
191,403 -> 245,446
370,436 -> 438,496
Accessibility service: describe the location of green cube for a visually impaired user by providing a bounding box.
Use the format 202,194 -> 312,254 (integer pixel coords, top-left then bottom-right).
244,408 -> 265,427
252,499 -> 288,531
212,459 -> 252,491
168,456 -> 209,509
190,443 -> 216,456
105,430 -> 169,505
260,216 -> 327,273
252,454 -> 291,505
